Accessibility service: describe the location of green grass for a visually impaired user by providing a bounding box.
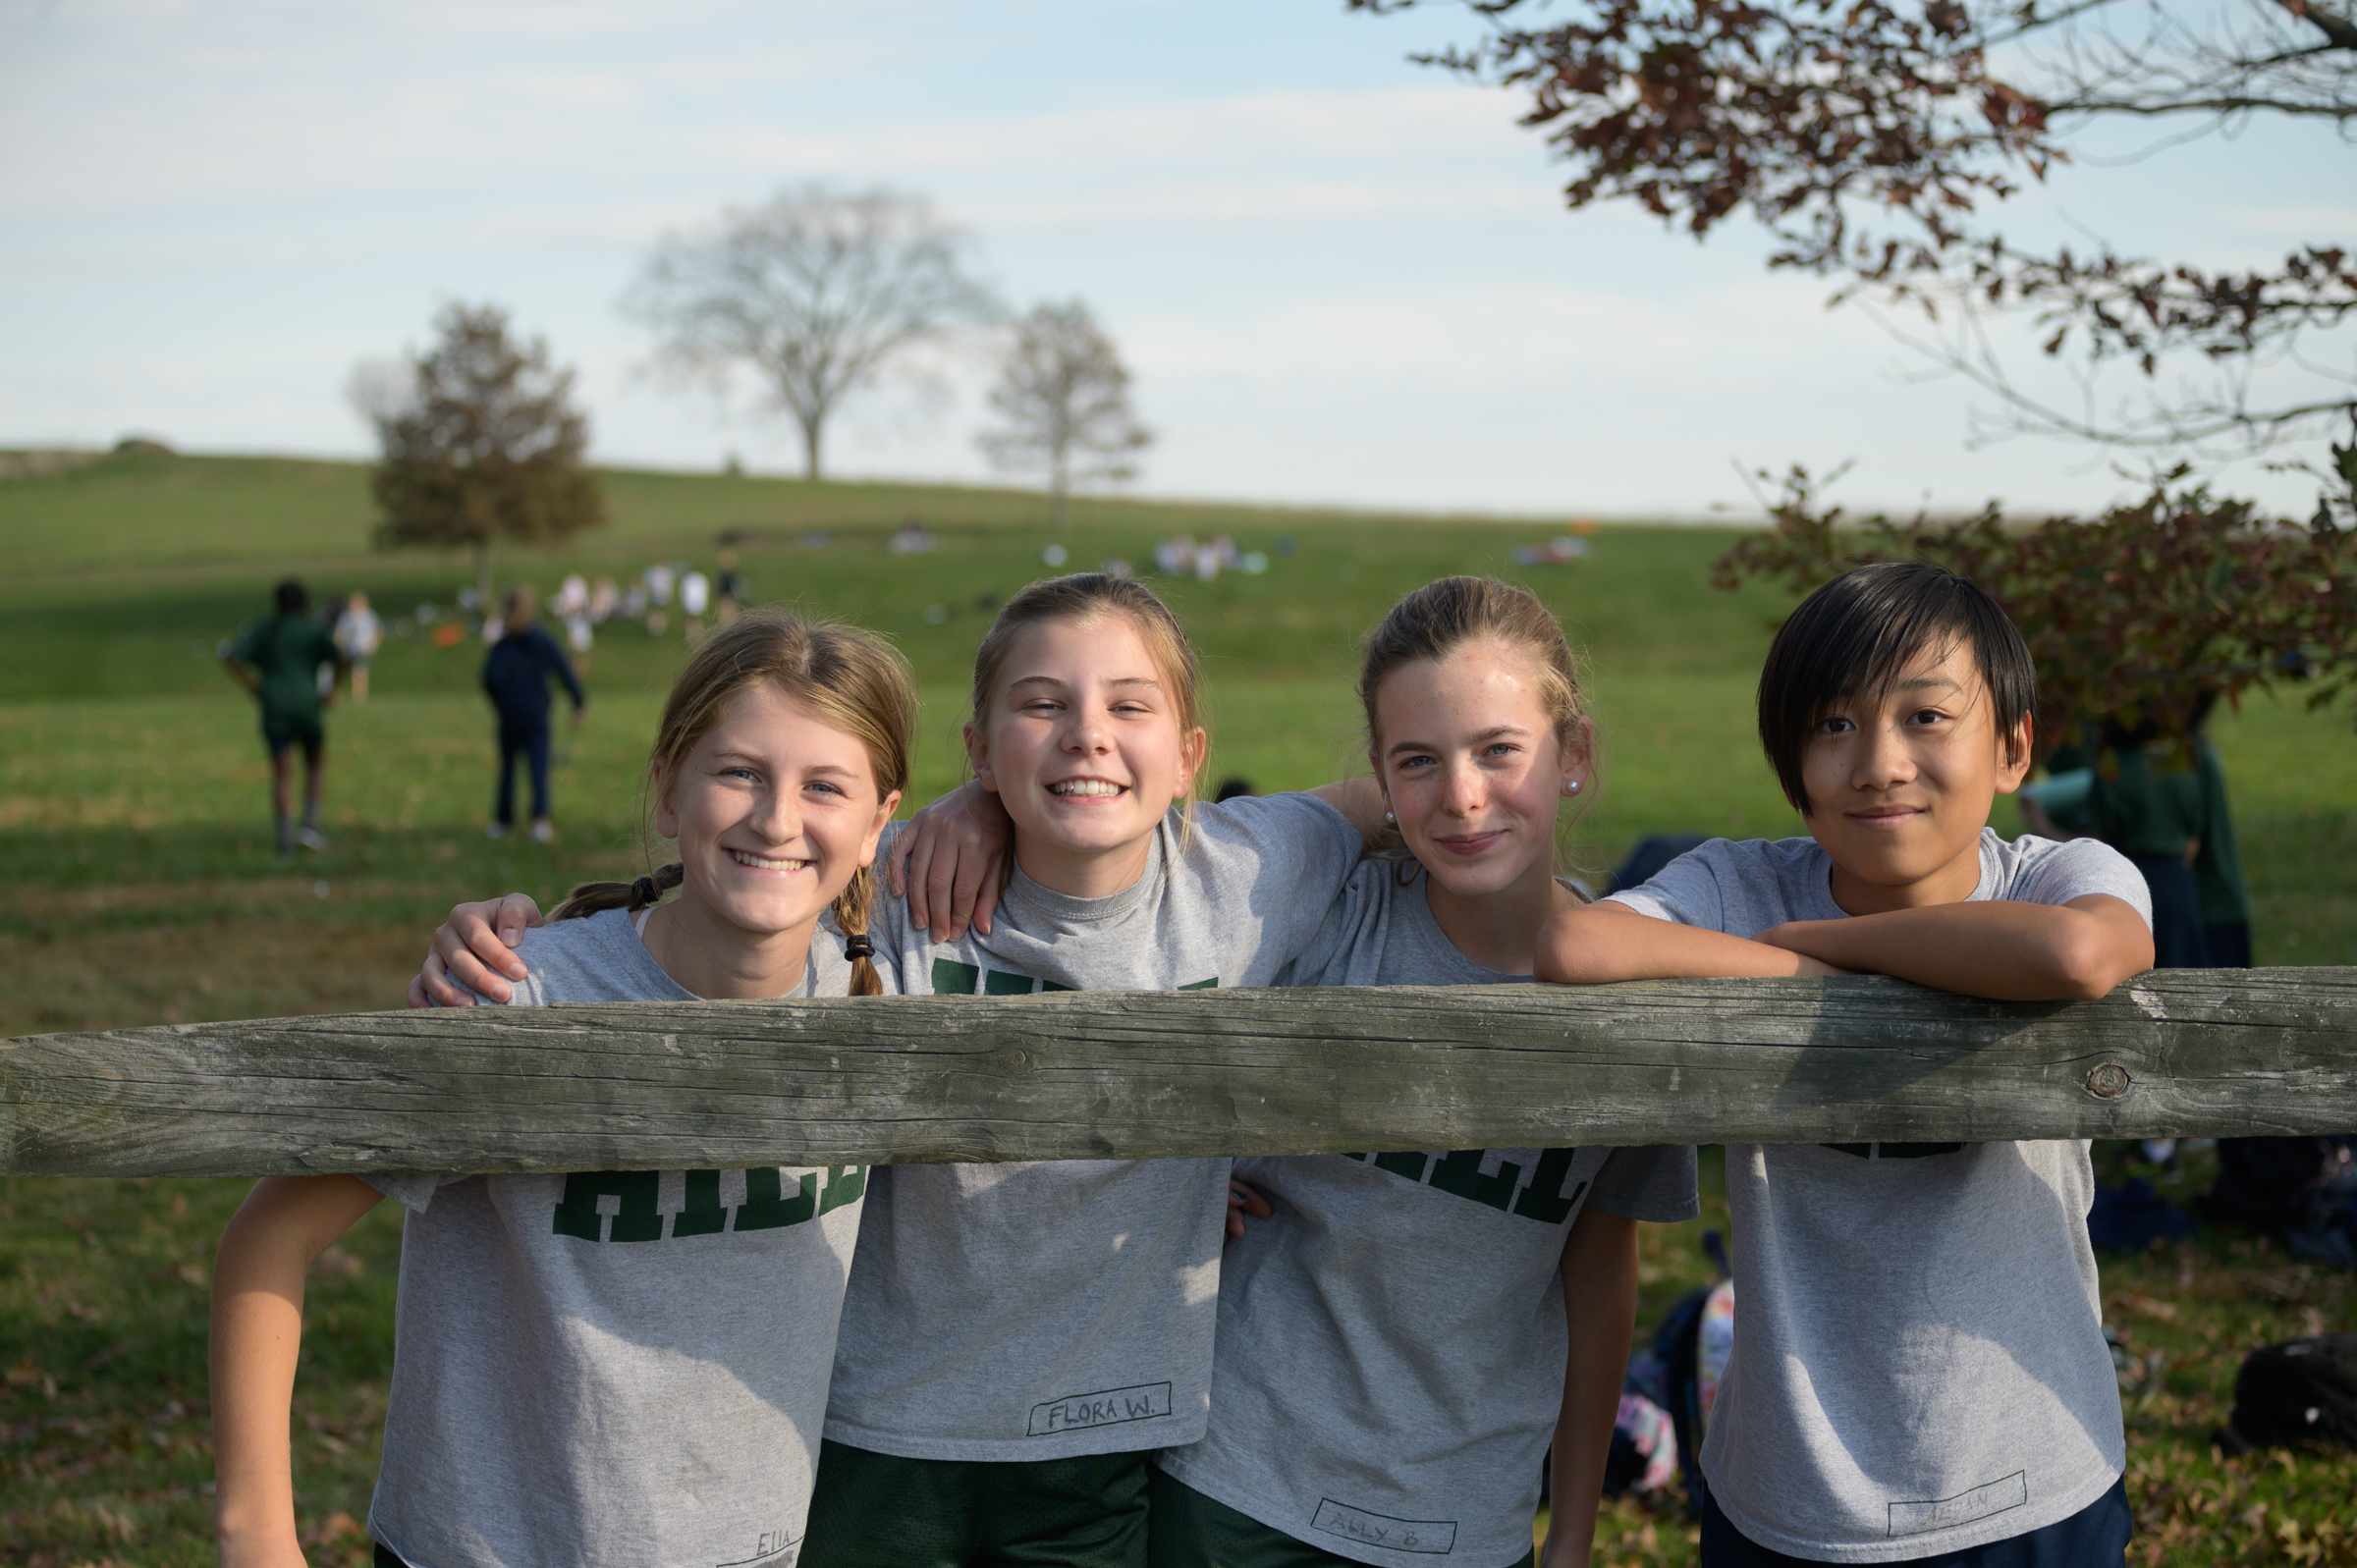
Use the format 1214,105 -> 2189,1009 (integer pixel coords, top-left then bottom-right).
3,450 -> 2353,1564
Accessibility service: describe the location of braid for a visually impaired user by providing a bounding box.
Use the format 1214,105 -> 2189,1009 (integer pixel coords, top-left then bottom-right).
549,862 -> 684,922
830,866 -> 882,998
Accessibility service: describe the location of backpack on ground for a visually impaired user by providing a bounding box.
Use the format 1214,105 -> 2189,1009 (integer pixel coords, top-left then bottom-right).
2218,1333 -> 2357,1455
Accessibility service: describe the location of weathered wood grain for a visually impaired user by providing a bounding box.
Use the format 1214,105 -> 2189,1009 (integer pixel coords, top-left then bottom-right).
3,969 -> 2353,1177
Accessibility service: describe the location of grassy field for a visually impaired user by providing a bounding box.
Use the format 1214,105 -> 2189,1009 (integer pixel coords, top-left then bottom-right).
3,449 -> 2353,1564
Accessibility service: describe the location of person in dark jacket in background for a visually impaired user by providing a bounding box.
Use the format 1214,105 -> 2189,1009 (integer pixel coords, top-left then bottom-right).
482,583 -> 585,842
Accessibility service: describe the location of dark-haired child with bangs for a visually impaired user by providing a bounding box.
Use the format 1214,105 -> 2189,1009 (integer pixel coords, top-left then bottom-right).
1537,561 -> 2156,1567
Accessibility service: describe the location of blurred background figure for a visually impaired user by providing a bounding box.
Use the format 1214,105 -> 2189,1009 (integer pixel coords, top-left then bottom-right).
716,549 -> 745,622
222,576 -> 345,855
680,568 -> 711,644
2021,702 -> 2252,1166
1213,777 -> 1257,802
480,583 -> 586,843
2021,704 -> 2248,971
333,590 -> 382,702
642,562 -> 673,636
555,568 -> 596,676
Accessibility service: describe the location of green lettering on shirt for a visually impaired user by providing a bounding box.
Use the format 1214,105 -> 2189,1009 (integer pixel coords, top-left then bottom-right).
1510,1148 -> 1584,1223
1428,1148 -> 1521,1212
983,969 -> 1034,995
673,1169 -> 729,1237
736,1168 -> 818,1231
550,1171 -> 663,1243
1178,976 -> 1219,990
819,1164 -> 867,1216
931,958 -> 981,995
1373,1151 -> 1431,1180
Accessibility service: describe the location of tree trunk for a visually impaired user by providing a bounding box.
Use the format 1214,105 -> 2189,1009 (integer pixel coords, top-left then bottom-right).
799,411 -> 824,483
1052,453 -> 1070,536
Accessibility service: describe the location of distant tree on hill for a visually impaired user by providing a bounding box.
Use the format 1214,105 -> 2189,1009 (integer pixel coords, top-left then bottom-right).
357,303 -> 604,608
626,185 -> 999,482
976,300 -> 1154,534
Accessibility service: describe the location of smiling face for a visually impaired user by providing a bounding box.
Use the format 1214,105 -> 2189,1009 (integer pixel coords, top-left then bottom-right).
966,614 -> 1206,898
654,682 -> 901,946
1798,635 -> 2033,912
1372,637 -> 1589,903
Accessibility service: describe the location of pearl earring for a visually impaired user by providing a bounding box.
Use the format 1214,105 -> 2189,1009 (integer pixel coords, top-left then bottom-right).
1564,779 -> 1581,795
1383,807 -> 1396,823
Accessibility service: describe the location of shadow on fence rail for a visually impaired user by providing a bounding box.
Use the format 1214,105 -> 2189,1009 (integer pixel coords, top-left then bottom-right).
3,969 -> 2353,1178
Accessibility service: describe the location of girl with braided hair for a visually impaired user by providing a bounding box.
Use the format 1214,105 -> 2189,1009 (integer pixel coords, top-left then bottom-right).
211,610 -> 913,1568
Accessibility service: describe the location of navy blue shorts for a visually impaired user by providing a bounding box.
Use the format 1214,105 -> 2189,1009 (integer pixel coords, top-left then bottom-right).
1700,1477 -> 2129,1567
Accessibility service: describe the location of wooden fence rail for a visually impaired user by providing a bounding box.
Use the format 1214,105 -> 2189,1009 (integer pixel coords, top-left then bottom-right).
3,968 -> 2354,1179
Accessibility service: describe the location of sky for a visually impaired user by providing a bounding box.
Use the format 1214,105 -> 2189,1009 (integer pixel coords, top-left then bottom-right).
2,0 -> 2348,518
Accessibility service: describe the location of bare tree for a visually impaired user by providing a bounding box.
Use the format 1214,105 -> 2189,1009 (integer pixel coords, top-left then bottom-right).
360,302 -> 604,610
976,300 -> 1155,533
627,185 -> 999,482
1353,0 -> 2356,470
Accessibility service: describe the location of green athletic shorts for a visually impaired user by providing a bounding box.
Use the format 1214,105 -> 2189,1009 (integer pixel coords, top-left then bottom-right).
799,1438 -> 1150,1568
1145,1467 -> 1535,1568
260,710 -> 323,755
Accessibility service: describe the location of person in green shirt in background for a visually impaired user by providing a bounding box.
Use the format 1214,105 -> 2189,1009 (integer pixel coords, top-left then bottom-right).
2021,698 -> 2253,1166
222,577 -> 347,855
2018,700 -> 2249,969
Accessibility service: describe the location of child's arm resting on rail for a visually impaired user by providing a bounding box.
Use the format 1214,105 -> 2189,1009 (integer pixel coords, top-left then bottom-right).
211,1175 -> 388,1568
1541,1207 -> 1640,1568
1752,894 -> 2153,1001
1536,900 -> 1848,985
410,893 -> 544,1007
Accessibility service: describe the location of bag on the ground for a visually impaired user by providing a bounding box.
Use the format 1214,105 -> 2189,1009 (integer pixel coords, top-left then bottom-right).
2220,1333 -> 2357,1454
1614,1230 -> 1732,1515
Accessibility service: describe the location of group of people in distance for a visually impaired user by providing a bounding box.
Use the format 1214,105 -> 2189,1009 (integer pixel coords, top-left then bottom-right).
207,563 -> 2158,1568
219,577 -> 589,853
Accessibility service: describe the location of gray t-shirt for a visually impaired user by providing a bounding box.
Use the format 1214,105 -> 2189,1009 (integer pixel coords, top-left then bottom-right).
367,908 -> 874,1568
824,792 -> 1366,1462
1606,830 -> 2153,1562
1158,862 -> 1697,1568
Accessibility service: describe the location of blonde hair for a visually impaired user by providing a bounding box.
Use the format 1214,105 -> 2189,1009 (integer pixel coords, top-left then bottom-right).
1357,575 -> 1595,874
501,583 -> 537,631
551,608 -> 916,997
968,572 -> 1208,814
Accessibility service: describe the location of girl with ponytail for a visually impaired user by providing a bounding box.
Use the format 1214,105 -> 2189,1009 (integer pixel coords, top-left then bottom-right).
211,610 -> 913,1568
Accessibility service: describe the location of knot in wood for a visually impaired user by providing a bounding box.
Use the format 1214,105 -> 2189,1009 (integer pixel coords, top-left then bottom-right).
1002,1048 -> 1029,1069
2086,1062 -> 2132,1100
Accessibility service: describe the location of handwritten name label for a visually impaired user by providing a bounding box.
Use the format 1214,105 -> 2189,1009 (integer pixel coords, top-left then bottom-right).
1027,1380 -> 1174,1436
1312,1499 -> 1457,1554
714,1523 -> 799,1567
1887,1472 -> 2028,1538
